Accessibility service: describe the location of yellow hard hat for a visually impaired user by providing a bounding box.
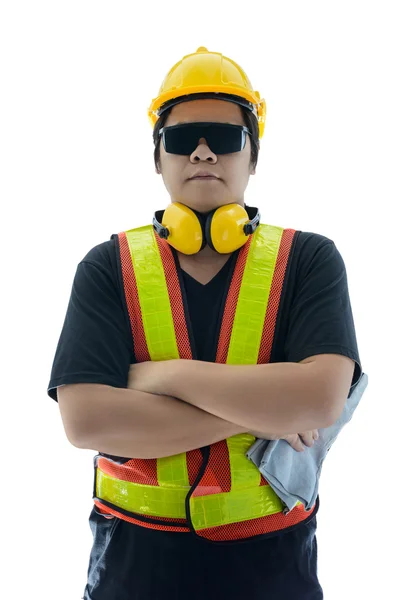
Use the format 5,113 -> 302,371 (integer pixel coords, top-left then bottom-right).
148,46 -> 267,139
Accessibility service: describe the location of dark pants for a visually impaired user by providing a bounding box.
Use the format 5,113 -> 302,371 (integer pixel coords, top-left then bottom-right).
82,506 -> 323,600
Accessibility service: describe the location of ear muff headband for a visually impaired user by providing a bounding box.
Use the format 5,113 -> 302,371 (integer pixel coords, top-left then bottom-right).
153,202 -> 261,255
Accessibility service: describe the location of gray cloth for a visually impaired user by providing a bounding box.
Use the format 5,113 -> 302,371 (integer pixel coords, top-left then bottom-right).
246,371 -> 369,514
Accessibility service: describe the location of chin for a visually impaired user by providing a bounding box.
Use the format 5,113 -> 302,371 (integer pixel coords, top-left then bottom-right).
191,199 -> 235,214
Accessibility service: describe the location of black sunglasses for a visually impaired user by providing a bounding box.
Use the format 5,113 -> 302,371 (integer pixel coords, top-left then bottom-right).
158,122 -> 252,155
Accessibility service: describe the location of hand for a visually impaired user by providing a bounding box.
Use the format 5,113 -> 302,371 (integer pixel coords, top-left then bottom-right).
281,430 -> 319,452
249,429 -> 319,452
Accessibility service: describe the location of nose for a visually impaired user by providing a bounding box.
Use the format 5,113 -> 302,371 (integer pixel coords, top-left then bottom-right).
190,137 -> 217,162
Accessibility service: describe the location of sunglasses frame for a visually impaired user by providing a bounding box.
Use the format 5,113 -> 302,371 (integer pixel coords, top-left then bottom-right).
158,122 -> 252,155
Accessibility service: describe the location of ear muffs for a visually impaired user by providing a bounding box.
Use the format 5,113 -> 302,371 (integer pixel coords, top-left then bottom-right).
153,202 -> 206,255
153,202 -> 261,255
205,203 -> 253,254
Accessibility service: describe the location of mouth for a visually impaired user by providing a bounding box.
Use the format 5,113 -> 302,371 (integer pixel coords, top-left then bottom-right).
189,176 -> 219,180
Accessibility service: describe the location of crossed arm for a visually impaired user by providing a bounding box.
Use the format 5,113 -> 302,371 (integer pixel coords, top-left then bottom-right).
128,354 -> 355,435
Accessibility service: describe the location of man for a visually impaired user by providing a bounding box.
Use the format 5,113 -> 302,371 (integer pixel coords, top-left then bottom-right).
48,47 -> 362,599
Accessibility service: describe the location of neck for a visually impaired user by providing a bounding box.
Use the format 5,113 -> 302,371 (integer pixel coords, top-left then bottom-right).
177,245 -> 231,265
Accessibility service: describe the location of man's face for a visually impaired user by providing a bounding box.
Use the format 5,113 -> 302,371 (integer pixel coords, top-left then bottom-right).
156,99 -> 256,213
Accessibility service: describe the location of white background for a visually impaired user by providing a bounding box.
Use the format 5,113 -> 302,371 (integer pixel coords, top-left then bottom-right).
1,1 -> 410,598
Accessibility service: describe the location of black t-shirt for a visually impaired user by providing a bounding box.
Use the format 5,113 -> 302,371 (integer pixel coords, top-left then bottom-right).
48,229 -> 362,600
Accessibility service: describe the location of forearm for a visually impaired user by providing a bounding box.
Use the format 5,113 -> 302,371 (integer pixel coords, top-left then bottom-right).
77,385 -> 248,459
165,360 -> 333,435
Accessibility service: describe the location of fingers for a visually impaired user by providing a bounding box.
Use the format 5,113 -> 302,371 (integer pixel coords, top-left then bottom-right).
299,431 -> 314,448
300,429 -> 320,447
295,436 -> 306,452
284,430 -> 320,452
283,434 -> 306,452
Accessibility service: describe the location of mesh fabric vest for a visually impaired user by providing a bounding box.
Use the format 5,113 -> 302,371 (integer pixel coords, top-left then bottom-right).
92,223 -> 318,543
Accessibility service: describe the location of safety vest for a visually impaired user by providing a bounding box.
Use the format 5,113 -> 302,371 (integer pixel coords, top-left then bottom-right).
92,222 -> 318,543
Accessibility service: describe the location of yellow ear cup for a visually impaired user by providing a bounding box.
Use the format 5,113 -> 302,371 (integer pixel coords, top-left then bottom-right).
208,204 -> 251,254
161,202 -> 204,255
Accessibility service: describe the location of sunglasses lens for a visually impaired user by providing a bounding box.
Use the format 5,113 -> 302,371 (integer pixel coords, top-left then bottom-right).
162,124 -> 246,155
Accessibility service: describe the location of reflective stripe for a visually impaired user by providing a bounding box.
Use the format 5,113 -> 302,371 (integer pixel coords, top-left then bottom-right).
157,453 -> 190,488
96,467 -> 190,519
191,480 -> 285,529
125,226 -> 180,361
96,465 -> 284,526
227,225 -> 283,365
226,433 -> 261,490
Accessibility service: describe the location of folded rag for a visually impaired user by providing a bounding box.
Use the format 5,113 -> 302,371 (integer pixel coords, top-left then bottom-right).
246,371 -> 369,514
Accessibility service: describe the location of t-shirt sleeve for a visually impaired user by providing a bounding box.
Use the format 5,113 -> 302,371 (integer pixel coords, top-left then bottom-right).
284,237 -> 362,391
47,250 -> 133,402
